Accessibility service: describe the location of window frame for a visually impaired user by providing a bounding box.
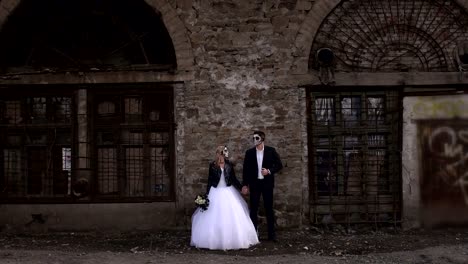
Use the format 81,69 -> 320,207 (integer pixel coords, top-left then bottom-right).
90,85 -> 175,202
307,87 -> 402,224
0,87 -> 75,203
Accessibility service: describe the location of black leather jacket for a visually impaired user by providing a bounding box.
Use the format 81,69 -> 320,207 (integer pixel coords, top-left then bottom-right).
207,159 -> 242,194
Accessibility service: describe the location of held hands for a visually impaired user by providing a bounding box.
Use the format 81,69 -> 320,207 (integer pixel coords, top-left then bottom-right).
241,186 -> 249,195
241,168 -> 270,195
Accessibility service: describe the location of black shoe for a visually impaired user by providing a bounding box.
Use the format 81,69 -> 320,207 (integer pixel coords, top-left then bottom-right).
268,236 -> 278,242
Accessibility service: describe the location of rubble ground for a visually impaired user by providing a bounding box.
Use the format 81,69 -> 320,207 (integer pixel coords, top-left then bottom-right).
1,225 -> 467,257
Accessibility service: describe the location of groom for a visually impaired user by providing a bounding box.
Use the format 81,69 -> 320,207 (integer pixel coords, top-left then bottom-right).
242,130 -> 283,242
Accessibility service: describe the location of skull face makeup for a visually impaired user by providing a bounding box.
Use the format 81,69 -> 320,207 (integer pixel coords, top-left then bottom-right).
222,146 -> 229,158
253,134 -> 263,146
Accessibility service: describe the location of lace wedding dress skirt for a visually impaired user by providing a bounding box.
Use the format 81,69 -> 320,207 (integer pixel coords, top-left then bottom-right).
190,170 -> 259,250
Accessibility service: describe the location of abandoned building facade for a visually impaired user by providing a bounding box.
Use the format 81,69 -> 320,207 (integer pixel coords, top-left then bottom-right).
1,0 -> 468,232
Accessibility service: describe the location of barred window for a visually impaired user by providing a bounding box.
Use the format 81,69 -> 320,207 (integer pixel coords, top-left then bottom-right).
0,90 -> 73,201
308,89 -> 401,224
0,86 -> 175,203
93,88 -> 174,201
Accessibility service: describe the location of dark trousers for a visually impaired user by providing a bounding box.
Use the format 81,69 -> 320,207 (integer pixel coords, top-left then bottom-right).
249,182 -> 275,239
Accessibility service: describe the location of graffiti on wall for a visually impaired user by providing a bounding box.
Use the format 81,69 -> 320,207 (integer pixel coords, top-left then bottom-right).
419,120 -> 468,208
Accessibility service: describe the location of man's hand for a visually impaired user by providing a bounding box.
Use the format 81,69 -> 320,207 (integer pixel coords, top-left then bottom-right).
261,168 -> 270,176
241,186 -> 249,195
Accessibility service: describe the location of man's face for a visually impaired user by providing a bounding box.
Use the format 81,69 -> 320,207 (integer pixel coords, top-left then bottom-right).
253,134 -> 263,146
222,146 -> 229,158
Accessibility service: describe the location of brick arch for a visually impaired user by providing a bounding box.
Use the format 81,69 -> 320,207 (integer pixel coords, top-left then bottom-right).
144,0 -> 194,71
293,0 -> 468,73
0,0 -> 194,72
293,0 -> 340,74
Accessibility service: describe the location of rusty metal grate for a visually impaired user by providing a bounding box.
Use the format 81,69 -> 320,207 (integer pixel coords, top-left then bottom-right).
307,88 -> 402,225
310,0 -> 468,72
92,88 -> 174,201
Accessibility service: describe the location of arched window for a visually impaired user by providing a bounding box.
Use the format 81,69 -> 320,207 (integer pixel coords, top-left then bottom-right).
309,0 -> 468,72
0,0 -> 176,72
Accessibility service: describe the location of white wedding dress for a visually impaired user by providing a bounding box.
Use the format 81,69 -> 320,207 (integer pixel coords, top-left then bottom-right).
190,168 -> 259,250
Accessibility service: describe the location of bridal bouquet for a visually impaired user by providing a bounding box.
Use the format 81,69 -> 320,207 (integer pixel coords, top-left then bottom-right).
194,194 -> 209,212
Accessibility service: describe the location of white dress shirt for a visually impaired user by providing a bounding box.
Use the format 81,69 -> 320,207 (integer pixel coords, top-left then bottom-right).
256,146 -> 264,179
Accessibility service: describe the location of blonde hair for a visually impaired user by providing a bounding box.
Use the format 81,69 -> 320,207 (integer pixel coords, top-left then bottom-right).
214,145 -> 225,167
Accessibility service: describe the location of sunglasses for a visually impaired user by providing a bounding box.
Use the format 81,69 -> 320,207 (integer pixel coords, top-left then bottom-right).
253,136 -> 261,141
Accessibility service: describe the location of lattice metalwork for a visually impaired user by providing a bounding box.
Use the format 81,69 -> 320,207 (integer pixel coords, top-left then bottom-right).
308,89 -> 402,225
93,87 -> 174,201
310,0 -> 468,72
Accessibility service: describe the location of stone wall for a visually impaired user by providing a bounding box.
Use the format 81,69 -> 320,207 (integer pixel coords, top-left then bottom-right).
172,0 -> 315,227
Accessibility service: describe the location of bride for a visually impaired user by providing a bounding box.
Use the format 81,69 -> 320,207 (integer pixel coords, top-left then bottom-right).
190,145 -> 259,250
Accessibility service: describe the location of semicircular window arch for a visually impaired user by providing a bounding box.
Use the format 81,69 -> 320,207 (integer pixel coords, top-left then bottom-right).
0,0 -> 176,73
310,0 -> 468,72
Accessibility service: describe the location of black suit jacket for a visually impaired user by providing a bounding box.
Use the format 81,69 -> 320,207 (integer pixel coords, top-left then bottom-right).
242,145 -> 283,189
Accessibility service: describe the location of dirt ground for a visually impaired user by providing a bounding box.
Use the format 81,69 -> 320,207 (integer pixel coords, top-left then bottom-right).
1,226 -> 468,263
